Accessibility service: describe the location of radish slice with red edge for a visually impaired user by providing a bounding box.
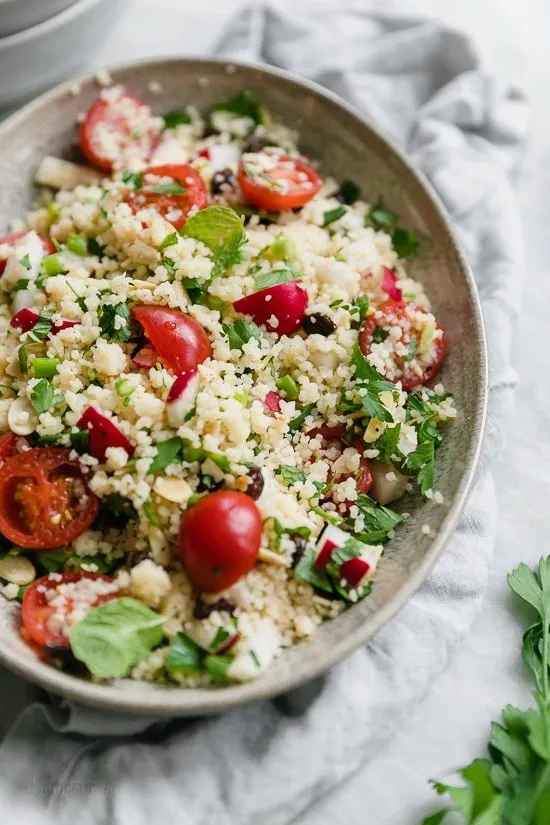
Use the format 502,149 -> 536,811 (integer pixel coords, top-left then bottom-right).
233,281 -> 308,336
263,391 -> 281,415
131,345 -> 159,370
77,407 -> 134,461
10,309 -> 79,336
314,524 -> 349,569
166,370 -> 200,427
340,557 -> 372,588
313,525 -> 382,590
381,267 -> 402,301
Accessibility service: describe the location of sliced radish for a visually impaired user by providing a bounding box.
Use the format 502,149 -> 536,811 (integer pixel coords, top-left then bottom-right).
314,524 -> 349,569
197,148 -> 211,160
77,407 -> 134,461
186,624 -> 240,654
233,281 -> 308,336
340,545 -> 383,588
132,344 -> 159,370
10,308 -> 79,336
166,369 -> 200,427
370,461 -> 409,505
263,391 -> 281,415
381,267 -> 402,301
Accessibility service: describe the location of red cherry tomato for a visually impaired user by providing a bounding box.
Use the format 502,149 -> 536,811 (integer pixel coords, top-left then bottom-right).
238,152 -> 322,211
359,300 -> 445,391
0,433 -> 29,464
22,572 -> 117,648
79,93 -> 159,173
233,281 -> 308,336
0,232 -> 56,276
77,407 -> 134,462
127,164 -> 207,229
132,306 -> 212,373
0,449 -> 99,549
179,491 -> 262,593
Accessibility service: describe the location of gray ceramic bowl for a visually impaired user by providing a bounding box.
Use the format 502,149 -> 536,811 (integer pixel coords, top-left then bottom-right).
0,0 -> 79,37
0,58 -> 487,716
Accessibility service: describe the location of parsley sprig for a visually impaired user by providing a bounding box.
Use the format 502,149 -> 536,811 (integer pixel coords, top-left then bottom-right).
422,557 -> 550,824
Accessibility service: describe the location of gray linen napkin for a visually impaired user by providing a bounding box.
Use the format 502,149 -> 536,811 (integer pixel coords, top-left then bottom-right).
0,3 -> 527,823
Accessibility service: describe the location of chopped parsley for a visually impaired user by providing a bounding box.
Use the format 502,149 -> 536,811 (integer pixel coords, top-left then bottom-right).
278,465 -> 306,486
372,327 -> 389,343
158,232 -> 178,251
322,206 -> 347,227
211,89 -> 265,127
148,437 -> 184,474
19,254 -> 31,271
182,206 -> 247,279
98,302 -> 132,342
288,403 -> 316,433
162,109 -> 192,129
121,170 -> 143,190
366,200 -> 420,258
223,318 -> 262,351
29,379 -> 64,416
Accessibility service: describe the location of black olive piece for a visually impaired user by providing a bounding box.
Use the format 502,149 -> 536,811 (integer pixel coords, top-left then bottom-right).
193,597 -> 236,620
302,313 -> 336,337
42,645 -> 89,676
241,133 -> 268,154
211,167 -> 237,196
202,123 -> 221,139
290,535 -> 307,568
244,467 -> 264,500
127,550 -> 151,568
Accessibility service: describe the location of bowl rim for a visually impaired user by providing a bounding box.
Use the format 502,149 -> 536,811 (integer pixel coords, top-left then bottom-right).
0,55 -> 488,716
0,0 -> 105,49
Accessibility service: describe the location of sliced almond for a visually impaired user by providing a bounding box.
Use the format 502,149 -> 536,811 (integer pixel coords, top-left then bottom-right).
129,279 -> 157,290
153,476 -> 193,505
0,555 -> 36,585
258,547 -> 290,568
7,397 -> 37,435
35,156 -> 102,190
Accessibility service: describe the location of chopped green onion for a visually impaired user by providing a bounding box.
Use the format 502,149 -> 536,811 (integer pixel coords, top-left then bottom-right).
18,345 -> 28,373
67,233 -> 88,256
115,378 -> 135,398
235,389 -> 249,406
32,357 -> 59,379
143,499 -> 161,527
46,202 -> 60,220
41,253 -> 66,277
275,375 -> 299,400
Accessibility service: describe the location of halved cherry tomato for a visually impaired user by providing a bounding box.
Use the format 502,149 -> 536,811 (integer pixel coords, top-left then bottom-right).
22,572 -> 117,648
179,491 -> 262,593
79,93 -> 159,173
233,281 -> 308,335
0,448 -> 99,549
359,300 -> 445,391
0,433 -> 29,464
238,152 -> 322,211
132,306 -> 212,373
0,232 -> 55,276
127,164 -> 207,229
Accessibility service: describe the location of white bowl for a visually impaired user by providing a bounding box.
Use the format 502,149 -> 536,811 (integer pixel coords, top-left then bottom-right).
0,0 -> 126,110
0,0 -> 79,37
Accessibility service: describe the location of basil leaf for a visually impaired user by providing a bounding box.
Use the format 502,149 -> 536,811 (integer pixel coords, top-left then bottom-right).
211,89 -> 264,125
148,437 -> 183,474
204,654 -> 234,682
158,232 -> 178,251
254,269 -> 299,290
163,109 -> 192,129
278,465 -> 306,486
322,206 -> 347,227
148,181 -> 186,195
70,597 -> 164,678
223,318 -> 262,350
183,206 -> 247,279
166,633 -> 203,673
98,302 -> 132,342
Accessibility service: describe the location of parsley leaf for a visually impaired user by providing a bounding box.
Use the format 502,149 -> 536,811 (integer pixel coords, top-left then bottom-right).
372,327 -> 389,343
392,227 -> 420,259
211,89 -> 264,126
98,302 -> 132,342
28,309 -> 54,341
121,170 -> 143,190
322,206 -> 347,227
223,318 -> 262,350
30,379 -> 64,415
148,437 -> 184,474
294,548 -> 333,594
278,465 -> 306,486
166,633 -> 203,674
158,232 -> 178,251
182,206 -> 247,279
353,494 -> 403,544
19,254 -> 31,271
288,403 -> 316,433
163,109 -> 192,129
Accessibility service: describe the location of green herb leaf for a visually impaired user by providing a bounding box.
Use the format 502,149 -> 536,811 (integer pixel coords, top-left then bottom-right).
223,318 -> 262,350
19,254 -> 31,271
158,232 -> 178,251
98,302 -> 132,342
210,627 -> 231,651
288,403 -> 316,433
101,492 -> 137,526
322,206 -> 347,227
254,268 -> 299,290
148,437 -> 183,474
367,204 -> 397,231
294,548 -> 333,594
404,336 -> 419,361
373,424 -> 401,462
70,597 -> 164,678
30,379 -> 63,416
311,506 -> 343,526
183,206 -> 247,279
275,375 -> 299,400
405,438 -> 435,495
18,345 -> 28,373
278,465 -> 306,486
392,227 -> 420,259
338,180 -> 361,205
121,170 -> 143,190
13,278 -> 30,291
67,233 -> 88,256
29,309 -> 54,341
148,181 -> 186,195
354,494 -> 403,542
372,327 -> 389,343
166,633 -> 203,673
163,108 -> 192,129
211,89 -> 264,126
204,653 -> 234,682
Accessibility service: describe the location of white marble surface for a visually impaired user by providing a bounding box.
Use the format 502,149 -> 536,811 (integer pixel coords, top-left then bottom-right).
2,0 -> 549,821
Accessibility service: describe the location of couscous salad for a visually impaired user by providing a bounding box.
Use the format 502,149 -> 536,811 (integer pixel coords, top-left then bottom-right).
0,84 -> 454,685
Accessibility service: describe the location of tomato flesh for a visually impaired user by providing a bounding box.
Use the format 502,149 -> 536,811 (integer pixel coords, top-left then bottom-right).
0,433 -> 29,464
233,281 -> 308,335
132,306 -> 212,373
238,152 -> 322,211
79,93 -> 159,173
127,164 -> 207,229
22,572 -> 117,648
0,448 -> 99,549
179,491 -> 262,593
0,232 -> 55,276
359,300 -> 445,391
